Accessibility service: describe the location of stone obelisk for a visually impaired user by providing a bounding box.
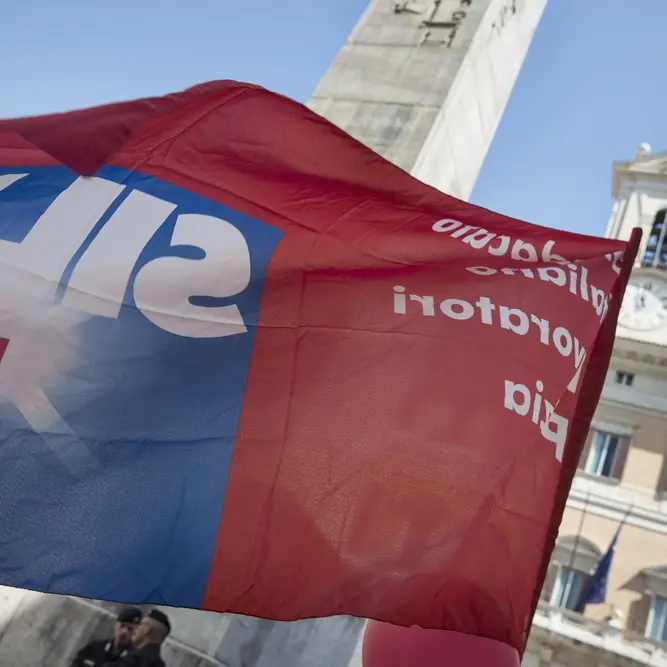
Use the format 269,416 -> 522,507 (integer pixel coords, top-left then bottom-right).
308,0 -> 548,201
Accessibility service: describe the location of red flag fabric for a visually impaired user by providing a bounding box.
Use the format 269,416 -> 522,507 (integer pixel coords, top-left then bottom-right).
362,622 -> 520,667
0,81 -> 638,654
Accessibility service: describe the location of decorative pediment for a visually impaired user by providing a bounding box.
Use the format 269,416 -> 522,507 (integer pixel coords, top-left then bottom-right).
552,536 -> 601,573
613,146 -> 667,196
644,565 -> 667,581
643,565 -> 667,597
555,536 -> 601,558
627,153 -> 667,173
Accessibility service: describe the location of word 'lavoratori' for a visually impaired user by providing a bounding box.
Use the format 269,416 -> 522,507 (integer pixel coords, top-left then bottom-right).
393,286 -> 586,393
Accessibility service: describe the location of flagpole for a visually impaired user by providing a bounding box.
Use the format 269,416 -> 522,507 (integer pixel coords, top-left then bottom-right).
620,502 -> 634,527
567,489 -> 591,574
573,499 -> 634,613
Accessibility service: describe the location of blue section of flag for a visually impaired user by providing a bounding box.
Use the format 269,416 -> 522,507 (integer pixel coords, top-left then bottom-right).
0,167 -> 78,241
574,527 -> 620,612
0,166 -> 283,606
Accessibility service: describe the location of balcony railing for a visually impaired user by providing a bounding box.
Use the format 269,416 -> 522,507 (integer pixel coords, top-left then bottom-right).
532,601 -> 667,666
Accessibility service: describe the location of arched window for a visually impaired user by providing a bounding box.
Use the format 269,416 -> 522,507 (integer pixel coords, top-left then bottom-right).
642,209 -> 667,269
542,536 -> 602,611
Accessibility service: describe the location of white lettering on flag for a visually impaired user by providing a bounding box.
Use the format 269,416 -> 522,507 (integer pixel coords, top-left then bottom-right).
0,173 -> 258,472
63,189 -> 177,318
134,213 -> 252,338
0,177 -> 124,474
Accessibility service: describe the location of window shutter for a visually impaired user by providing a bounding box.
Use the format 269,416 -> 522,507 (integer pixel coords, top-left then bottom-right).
611,436 -> 630,481
577,430 -> 594,471
627,594 -> 652,635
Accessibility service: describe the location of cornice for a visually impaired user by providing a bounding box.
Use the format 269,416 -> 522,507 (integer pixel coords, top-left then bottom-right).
599,385 -> 667,417
567,475 -> 667,536
613,157 -> 667,198
613,336 -> 667,369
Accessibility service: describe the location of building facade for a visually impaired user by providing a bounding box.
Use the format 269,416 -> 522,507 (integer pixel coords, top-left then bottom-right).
523,145 -> 667,667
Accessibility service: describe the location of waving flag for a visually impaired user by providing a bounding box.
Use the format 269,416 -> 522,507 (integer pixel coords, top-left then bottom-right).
0,81 -> 638,654
575,518 -> 626,612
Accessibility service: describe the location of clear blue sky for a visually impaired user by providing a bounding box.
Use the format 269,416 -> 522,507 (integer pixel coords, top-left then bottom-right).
2,0 -> 666,238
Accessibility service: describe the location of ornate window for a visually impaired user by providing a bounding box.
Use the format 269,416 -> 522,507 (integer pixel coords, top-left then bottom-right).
642,209 -> 667,269
542,536 -> 602,611
578,427 -> 630,481
586,432 -> 620,477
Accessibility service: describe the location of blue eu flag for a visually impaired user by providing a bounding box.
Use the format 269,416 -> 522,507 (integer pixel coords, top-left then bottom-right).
574,527 -> 621,612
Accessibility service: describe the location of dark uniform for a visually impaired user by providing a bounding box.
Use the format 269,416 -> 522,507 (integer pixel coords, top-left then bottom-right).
102,644 -> 165,667
70,639 -> 130,666
70,607 -> 142,667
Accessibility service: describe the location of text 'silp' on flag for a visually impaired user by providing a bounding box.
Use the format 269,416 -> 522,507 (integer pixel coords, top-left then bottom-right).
0,81 -> 639,654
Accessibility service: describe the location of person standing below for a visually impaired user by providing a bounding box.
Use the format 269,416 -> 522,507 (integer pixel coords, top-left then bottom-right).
71,607 -> 143,666
105,609 -> 171,667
